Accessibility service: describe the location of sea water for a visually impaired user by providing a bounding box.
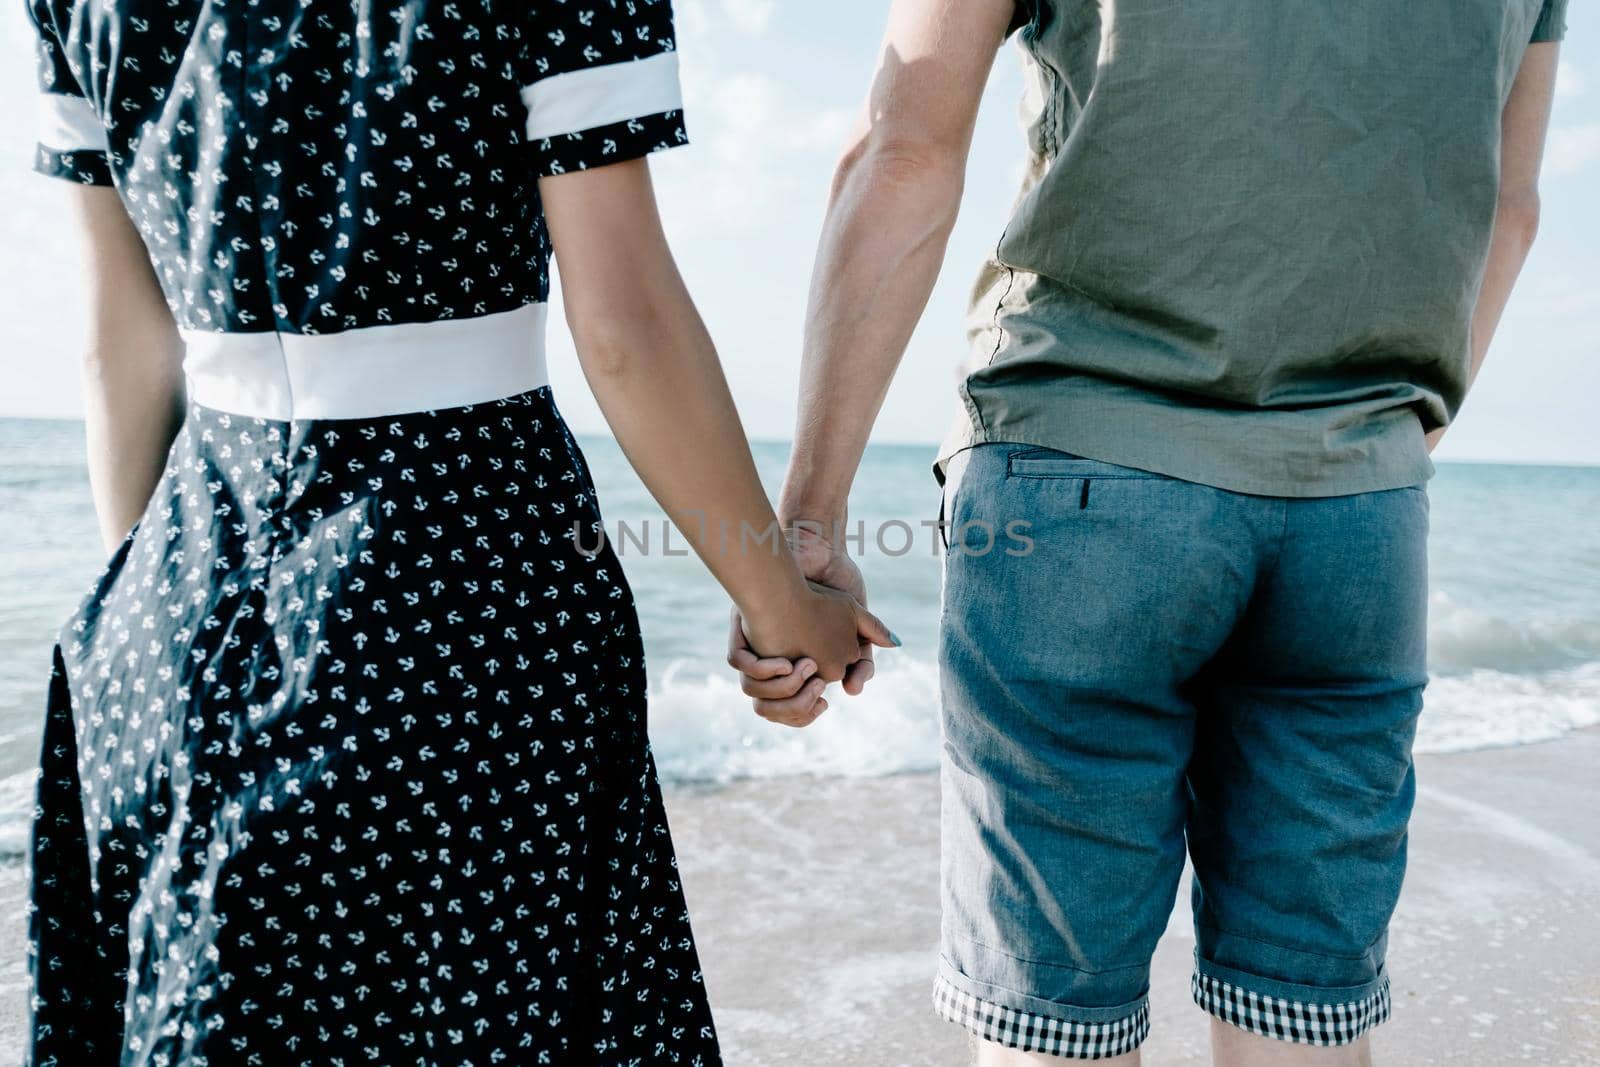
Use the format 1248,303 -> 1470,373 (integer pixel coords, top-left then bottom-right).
1,418 -> 1597,855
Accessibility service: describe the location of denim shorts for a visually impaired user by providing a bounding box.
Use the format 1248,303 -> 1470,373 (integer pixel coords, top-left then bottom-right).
932,443 -> 1429,1057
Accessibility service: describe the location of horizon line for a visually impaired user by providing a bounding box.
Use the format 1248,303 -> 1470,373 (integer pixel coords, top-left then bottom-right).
4,411 -> 1598,471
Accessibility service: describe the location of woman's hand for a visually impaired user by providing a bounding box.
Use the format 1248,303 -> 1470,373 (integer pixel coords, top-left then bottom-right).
735,582 -> 897,728
728,520 -> 894,726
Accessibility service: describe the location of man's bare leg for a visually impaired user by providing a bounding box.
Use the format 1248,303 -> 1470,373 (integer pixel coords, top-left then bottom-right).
974,1027 -> 1370,1066
1211,1022 -> 1372,1067
976,1039 -> 1141,1066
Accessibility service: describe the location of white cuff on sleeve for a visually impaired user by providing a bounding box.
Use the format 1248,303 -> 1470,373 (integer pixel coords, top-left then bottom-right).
521,51 -> 683,142
38,92 -> 108,154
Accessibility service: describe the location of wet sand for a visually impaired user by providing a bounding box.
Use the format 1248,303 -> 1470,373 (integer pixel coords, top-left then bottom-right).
0,731 -> 1595,1064
670,730 -> 1600,1066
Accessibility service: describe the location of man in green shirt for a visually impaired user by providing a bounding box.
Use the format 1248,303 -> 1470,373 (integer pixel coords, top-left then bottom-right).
729,1 -> 1566,1062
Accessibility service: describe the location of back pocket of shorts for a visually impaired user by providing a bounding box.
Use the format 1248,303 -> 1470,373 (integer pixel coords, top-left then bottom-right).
1006,449 -> 1164,480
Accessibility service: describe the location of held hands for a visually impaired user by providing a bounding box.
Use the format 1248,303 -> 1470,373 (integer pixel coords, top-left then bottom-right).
727,524 -> 897,728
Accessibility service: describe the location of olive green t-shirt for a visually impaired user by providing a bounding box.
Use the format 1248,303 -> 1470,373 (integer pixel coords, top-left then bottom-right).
938,0 -> 1570,496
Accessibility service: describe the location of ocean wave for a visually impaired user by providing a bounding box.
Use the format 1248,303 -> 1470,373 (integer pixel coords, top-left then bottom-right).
648,653 -> 1600,782
1428,592 -> 1600,674
1415,662 -> 1600,754
0,768 -> 35,860
0,658 -> 1592,860
648,657 -> 943,783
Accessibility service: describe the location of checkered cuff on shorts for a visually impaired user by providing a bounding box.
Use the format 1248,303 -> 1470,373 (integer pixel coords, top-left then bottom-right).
1192,970 -> 1391,1046
932,975 -> 1150,1059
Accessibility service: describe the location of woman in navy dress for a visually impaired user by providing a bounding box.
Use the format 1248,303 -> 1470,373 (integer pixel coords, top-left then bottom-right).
21,1 -> 889,1063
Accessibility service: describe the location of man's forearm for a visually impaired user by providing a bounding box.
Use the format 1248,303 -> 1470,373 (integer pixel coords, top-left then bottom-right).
1428,192 -> 1539,453
777,0 -> 1012,528
1468,191 -> 1541,387
777,141 -> 965,529
1430,40 -> 1557,450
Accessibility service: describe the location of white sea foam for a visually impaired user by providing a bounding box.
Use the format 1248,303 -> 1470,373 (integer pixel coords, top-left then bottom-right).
1429,591 -> 1600,674
648,656 -> 944,783
1415,663 -> 1600,754
0,768 -> 35,859
647,654 -> 1600,784
1,426 -> 1596,849
0,659 -> 1590,856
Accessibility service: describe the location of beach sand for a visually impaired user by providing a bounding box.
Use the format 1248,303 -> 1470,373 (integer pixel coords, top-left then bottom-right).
0,732 -> 1594,1064
670,730 -> 1600,1066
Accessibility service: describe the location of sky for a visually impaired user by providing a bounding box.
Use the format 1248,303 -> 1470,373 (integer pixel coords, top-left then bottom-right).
1,1 -> 1597,466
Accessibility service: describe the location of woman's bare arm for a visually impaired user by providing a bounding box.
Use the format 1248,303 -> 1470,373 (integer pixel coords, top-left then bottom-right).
67,187 -> 186,551
539,159 -> 893,691
1430,40 -> 1560,450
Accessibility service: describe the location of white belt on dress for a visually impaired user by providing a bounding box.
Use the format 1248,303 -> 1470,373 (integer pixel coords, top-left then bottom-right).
181,303 -> 551,421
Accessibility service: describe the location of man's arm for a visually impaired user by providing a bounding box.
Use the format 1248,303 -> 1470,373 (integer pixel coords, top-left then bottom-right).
68,187 -> 187,552
776,0 -> 1017,527
728,0 -> 1016,722
1430,40 -> 1560,451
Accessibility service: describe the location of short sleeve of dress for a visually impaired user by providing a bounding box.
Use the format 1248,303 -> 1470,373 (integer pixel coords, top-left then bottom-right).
25,1 -> 113,185
1531,0 -> 1568,42
519,0 -> 688,177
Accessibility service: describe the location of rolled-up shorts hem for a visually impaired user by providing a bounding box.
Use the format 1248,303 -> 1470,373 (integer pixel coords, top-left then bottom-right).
932,970 -> 1150,1059
1192,957 -> 1392,1047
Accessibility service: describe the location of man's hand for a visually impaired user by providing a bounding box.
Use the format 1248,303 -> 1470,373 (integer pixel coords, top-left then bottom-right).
727,523 -> 895,727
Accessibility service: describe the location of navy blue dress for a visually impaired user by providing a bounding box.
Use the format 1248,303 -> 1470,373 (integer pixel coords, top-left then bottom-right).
23,2 -> 719,1063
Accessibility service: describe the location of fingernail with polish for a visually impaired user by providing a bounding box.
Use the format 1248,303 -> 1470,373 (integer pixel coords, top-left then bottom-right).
889,631 -> 904,648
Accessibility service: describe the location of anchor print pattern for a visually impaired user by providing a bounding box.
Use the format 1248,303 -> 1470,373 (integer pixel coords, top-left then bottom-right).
26,0 -> 686,334
29,392 -> 722,1064
23,0 -> 716,1060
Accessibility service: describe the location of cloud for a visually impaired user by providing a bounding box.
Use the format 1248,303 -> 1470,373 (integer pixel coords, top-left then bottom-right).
1546,124 -> 1600,178
652,11 -> 861,233
1555,60 -> 1586,100
655,68 -> 855,231
720,0 -> 776,35
710,72 -> 853,151
675,0 -> 776,37
1506,271 -> 1600,321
